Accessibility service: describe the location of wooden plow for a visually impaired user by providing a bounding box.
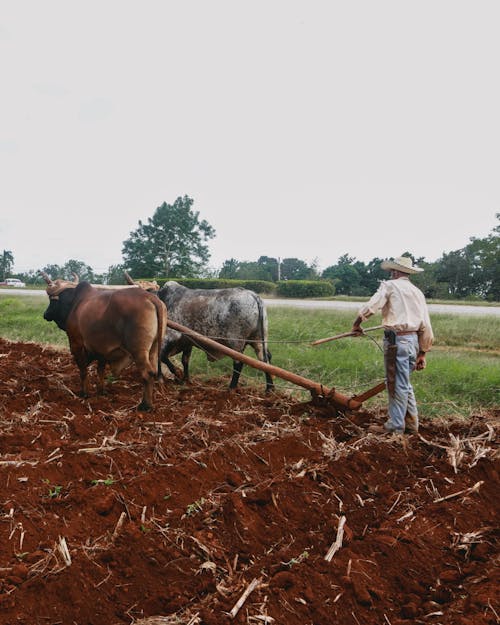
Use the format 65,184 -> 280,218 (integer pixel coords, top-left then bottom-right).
166,319 -> 386,411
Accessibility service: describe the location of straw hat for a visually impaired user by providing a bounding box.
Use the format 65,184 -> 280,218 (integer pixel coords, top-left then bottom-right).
380,256 -> 424,274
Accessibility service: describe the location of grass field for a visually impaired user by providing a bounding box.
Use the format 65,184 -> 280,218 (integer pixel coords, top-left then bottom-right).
1,294 -> 498,419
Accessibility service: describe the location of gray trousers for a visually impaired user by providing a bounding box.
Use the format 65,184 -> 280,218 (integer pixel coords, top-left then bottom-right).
384,333 -> 419,432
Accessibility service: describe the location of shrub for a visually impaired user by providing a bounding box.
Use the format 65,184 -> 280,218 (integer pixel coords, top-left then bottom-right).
157,278 -> 276,294
276,280 -> 334,298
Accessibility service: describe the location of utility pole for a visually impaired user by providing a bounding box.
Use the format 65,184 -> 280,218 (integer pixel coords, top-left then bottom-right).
277,257 -> 281,281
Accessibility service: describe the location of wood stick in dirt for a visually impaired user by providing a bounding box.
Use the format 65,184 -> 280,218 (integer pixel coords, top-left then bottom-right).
433,480 -> 484,503
112,512 -> 127,539
58,536 -> 72,566
324,515 -> 347,562
229,577 -> 261,618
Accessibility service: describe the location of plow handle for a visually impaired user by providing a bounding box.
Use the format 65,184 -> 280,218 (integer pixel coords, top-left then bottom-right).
311,325 -> 384,346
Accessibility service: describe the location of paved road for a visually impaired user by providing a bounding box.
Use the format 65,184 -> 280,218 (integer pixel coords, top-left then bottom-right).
263,298 -> 500,316
1,288 -> 498,316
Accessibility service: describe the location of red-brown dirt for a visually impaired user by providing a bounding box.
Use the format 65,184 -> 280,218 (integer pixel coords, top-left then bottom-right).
0,337 -> 498,625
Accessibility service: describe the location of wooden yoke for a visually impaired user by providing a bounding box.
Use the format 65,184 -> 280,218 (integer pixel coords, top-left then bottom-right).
166,319 -> 386,411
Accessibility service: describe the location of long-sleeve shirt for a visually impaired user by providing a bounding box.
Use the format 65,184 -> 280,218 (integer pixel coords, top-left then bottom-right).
358,277 -> 434,352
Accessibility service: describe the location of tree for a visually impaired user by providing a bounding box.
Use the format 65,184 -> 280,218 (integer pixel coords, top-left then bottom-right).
232,261 -> 269,281
257,256 -> 279,282
40,261 -> 94,282
104,264 -> 127,285
410,261 -> 441,298
0,250 -> 14,281
39,264 -> 64,282
466,213 -> 500,300
280,257 -> 315,281
122,196 -> 215,278
434,214 -> 499,300
219,258 -> 240,279
360,257 -> 386,294
218,256 -> 318,282
219,257 -> 277,281
321,254 -> 363,295
63,260 -> 95,282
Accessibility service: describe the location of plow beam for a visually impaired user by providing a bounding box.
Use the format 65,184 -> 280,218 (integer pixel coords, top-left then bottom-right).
166,319 -> 385,410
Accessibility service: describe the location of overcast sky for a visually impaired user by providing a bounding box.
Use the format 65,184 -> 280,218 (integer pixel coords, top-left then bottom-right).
1,1 -> 498,275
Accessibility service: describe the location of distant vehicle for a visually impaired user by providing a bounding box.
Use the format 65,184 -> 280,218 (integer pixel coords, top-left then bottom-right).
0,278 -> 26,288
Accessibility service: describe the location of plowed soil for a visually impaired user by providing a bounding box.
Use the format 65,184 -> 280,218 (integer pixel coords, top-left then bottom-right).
0,338 -> 498,625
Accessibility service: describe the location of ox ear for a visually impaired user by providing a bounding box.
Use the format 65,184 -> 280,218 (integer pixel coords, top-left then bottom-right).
40,271 -> 54,286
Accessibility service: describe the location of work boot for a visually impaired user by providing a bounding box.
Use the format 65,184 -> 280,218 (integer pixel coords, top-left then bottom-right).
404,412 -> 419,434
368,422 -> 404,435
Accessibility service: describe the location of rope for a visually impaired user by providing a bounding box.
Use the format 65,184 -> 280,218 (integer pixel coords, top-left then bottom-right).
167,330 -> 384,348
365,333 -> 384,353
168,330 -> 311,345
185,361 -> 384,397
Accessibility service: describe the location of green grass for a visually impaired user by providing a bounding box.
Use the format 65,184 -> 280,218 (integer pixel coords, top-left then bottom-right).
1,295 -> 498,419
0,296 -> 65,345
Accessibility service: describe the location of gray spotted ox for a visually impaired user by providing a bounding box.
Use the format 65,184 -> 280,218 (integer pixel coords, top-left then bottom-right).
157,281 -> 274,391
41,272 -> 167,411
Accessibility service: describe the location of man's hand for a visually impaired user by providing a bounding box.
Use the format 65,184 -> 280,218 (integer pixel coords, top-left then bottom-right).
415,353 -> 426,370
351,316 -> 364,335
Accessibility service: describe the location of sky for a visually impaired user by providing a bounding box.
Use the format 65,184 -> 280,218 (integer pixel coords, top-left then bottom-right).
1,1 -> 499,276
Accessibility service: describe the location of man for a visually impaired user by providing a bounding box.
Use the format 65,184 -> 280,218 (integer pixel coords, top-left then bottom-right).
351,256 -> 434,434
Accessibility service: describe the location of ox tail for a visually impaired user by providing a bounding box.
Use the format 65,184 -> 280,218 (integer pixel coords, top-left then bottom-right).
155,298 -> 167,379
253,293 -> 270,364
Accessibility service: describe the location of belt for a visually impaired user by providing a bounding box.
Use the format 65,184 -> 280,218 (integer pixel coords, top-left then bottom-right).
395,330 -> 418,335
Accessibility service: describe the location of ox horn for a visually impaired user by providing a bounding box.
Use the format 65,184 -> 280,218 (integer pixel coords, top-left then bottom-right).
71,273 -> 79,284
40,271 -> 54,285
124,271 -> 136,285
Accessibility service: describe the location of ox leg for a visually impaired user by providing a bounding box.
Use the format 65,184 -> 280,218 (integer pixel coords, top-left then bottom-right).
135,353 -> 156,411
137,385 -> 154,411
72,351 -> 91,398
181,346 -> 192,383
162,356 -> 183,381
229,360 -> 244,389
96,358 -> 107,395
78,368 -> 90,398
137,373 -> 155,411
263,349 -> 274,392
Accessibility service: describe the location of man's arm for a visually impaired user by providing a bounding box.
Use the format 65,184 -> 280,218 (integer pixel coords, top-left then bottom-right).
353,282 -> 388,333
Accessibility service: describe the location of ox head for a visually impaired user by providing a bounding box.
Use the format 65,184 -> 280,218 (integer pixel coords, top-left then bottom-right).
40,271 -> 80,331
157,280 -> 183,306
124,271 -> 160,292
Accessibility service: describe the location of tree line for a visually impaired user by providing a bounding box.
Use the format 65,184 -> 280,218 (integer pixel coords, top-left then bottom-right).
1,197 -> 499,301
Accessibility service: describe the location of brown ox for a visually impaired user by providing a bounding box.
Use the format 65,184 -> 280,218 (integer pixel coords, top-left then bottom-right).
41,273 -> 167,411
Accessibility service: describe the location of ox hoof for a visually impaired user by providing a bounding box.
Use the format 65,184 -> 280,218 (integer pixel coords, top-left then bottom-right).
136,401 -> 153,412
175,377 -> 191,386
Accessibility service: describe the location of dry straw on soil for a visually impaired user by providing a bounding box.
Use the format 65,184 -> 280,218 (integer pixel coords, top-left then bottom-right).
0,338 -> 498,625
